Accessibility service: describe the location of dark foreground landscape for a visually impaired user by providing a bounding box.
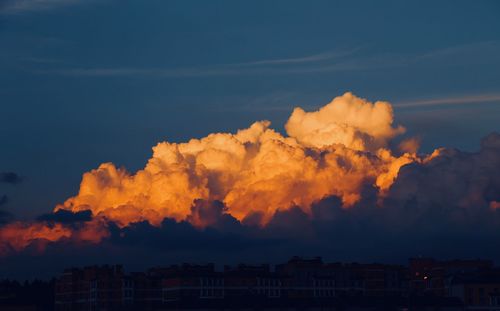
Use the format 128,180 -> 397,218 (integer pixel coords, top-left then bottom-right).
2,256 -> 500,310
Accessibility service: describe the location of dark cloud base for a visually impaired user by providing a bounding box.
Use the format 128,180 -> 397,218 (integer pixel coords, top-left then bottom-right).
36,209 -> 92,223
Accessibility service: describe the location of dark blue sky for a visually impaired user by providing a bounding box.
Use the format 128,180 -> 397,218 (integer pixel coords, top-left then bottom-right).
1,0 -> 499,220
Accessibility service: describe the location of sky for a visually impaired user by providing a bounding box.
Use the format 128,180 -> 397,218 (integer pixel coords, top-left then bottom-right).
0,0 -> 500,278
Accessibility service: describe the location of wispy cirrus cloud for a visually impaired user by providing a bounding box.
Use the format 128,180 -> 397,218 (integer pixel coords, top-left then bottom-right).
394,93 -> 500,109
50,67 -> 241,78
33,48 -> 373,78
223,91 -> 500,114
32,40 -> 500,79
233,49 -> 360,66
0,0 -> 86,14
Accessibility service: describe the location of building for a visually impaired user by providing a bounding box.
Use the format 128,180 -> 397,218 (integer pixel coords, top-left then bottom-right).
409,257 -> 493,296
223,264 -> 283,298
350,263 -> 408,297
449,270 -> 500,310
55,265 -> 132,311
54,257 -> 497,310
160,263 -> 224,302
277,256 -> 336,298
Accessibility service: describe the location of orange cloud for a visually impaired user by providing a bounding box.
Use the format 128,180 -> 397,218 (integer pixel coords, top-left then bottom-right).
54,92 -> 423,226
285,92 -> 404,151
0,222 -> 72,254
0,219 -> 109,255
490,201 -> 500,210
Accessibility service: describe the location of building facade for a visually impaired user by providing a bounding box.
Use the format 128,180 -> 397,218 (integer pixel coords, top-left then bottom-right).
54,257 -> 500,310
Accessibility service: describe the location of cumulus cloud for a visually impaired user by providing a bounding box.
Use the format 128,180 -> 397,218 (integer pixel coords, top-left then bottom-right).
1,92 -> 499,267
53,93 -> 414,227
285,92 -> 405,151
386,132 -> 500,210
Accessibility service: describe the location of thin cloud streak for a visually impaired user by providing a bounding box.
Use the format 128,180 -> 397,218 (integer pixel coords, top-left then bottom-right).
395,94 -> 500,108
46,64 -> 360,78
35,41 -> 500,78
229,93 -> 500,113
46,67 -> 245,78
20,57 -> 67,64
0,0 -> 87,14
415,40 -> 500,61
238,53 -> 335,66
39,48 -> 362,78
234,48 -> 360,66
